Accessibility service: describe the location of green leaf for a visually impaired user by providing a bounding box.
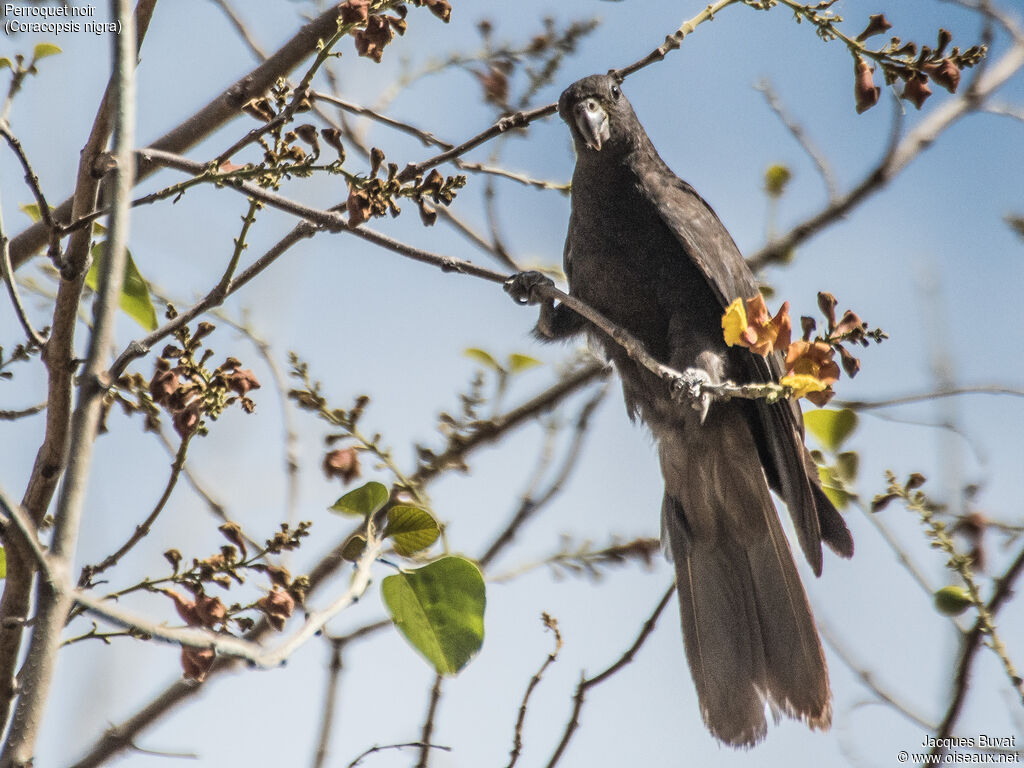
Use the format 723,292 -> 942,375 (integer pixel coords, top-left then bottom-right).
32,43 -> 63,61
384,506 -> 440,556
340,533 -> 367,562
764,164 -> 792,198
816,465 -> 853,510
821,483 -> 852,510
382,556 -> 485,676
19,203 -> 42,223
834,451 -> 859,483
87,243 -> 158,331
934,585 -> 972,616
330,481 -> 389,517
0,547 -> 6,579
507,353 -> 541,374
804,408 -> 858,453
464,347 -> 500,371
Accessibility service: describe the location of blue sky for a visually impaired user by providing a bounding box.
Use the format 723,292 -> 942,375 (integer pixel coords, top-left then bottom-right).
2,1 -> 1023,766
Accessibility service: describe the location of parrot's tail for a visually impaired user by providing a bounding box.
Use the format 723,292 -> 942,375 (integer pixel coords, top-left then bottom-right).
658,409 -> 831,747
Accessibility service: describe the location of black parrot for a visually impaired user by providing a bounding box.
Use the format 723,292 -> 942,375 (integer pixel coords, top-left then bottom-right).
507,74 -> 854,747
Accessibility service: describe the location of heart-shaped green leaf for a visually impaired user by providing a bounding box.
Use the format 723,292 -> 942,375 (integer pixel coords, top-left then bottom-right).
382,556 -> 485,676
804,408 -> 858,453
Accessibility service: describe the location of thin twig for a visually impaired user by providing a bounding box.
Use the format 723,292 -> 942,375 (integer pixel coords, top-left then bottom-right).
0,196 -> 46,348
836,385 -> 1024,410
984,101 -> 1024,122
7,2 -> 351,270
210,0 -> 267,58
749,34 -> 1024,268
107,221 -> 319,379
347,742 -> 451,768
212,308 -> 301,531
817,615 -> 934,730
312,90 -> 568,192
66,360 -> 620,764
545,583 -> 676,768
754,79 -> 839,201
479,380 -> 609,569
613,0 -> 742,79
396,104 -> 558,183
414,674 -> 444,768
413,361 -> 609,488
506,614 -> 563,768
0,403 -> 46,421
70,531 -> 385,667
153,422 -> 229,521
929,543 -> 1024,763
858,501 -> 937,599
78,435 -> 192,588
0,123 -> 62,270
311,640 -> 344,768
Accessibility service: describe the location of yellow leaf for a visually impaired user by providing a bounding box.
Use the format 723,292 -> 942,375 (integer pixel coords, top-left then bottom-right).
780,373 -> 827,400
721,298 -> 747,347
32,43 -> 62,61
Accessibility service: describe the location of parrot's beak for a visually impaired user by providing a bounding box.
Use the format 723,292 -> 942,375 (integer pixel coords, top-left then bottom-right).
574,98 -> 610,152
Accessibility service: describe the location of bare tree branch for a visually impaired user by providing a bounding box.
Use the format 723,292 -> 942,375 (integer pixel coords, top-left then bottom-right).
928,543 -> 1024,763
837,385 -> 1024,410
545,583 -> 676,768
749,35 -> 1024,269
77,435 -> 192,588
348,742 -> 450,768
0,187 -> 45,348
0,1 -> 158,738
6,2 -> 345,270
0,123 -> 61,273
414,674 -> 444,768
67,363 -> 609,764
311,640 -> 344,768
755,79 -> 839,201
506,614 -> 563,768
2,3 -> 136,761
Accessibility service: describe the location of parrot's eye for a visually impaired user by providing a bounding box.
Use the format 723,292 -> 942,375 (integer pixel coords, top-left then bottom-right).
610,84 -> 621,100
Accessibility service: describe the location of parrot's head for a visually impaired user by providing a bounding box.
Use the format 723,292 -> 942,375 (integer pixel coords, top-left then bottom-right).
558,73 -> 640,156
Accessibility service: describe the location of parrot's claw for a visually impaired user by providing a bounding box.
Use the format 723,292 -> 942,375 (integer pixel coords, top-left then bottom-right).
675,367 -> 714,424
504,271 -> 554,306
